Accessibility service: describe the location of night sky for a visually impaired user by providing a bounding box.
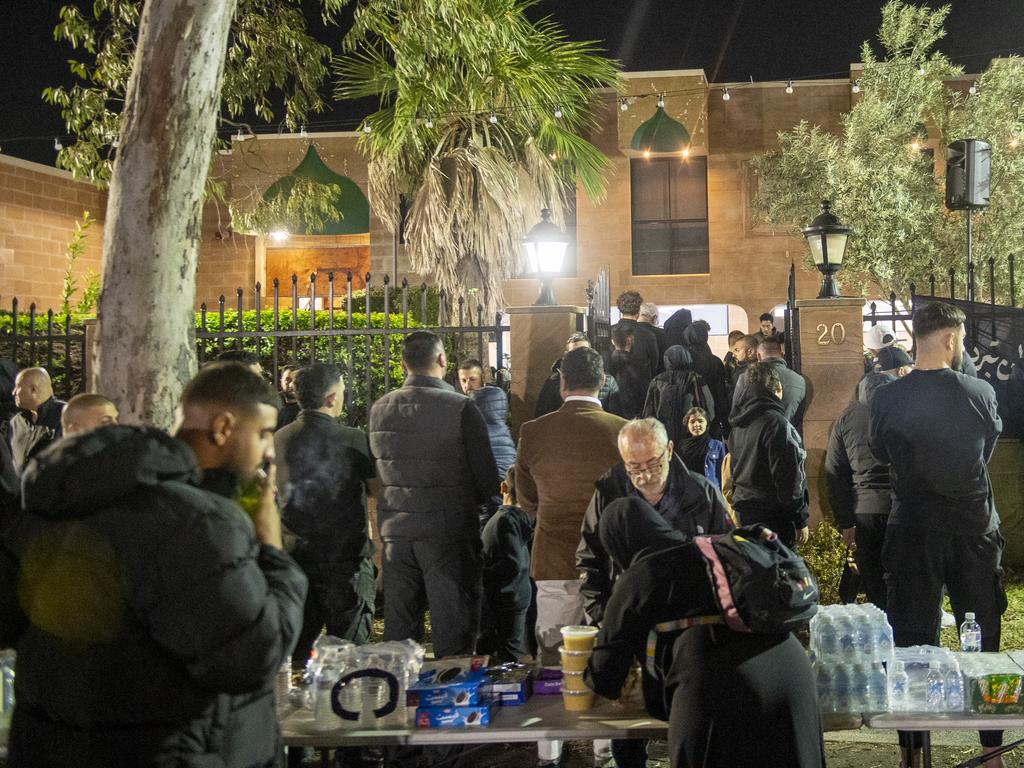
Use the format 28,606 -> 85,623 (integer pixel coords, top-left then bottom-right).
2,0 -> 1022,166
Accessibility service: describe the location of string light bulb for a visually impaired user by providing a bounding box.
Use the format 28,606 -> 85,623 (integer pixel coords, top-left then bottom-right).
918,65 -> 926,76
619,97 -> 629,112
300,125 -> 308,138
681,147 -> 690,159
54,137 -> 63,151
657,93 -> 666,108
969,81 -> 978,95
554,105 -> 563,119
852,80 -> 861,94
643,150 -> 651,159
362,122 -> 372,133
722,88 -> 731,101
785,80 -> 794,94
488,112 -> 498,124
425,116 -> 434,128
1011,137 -> 1020,149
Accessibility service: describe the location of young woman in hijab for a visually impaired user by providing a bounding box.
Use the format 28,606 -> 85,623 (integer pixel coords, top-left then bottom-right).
585,497 -> 824,768
677,407 -> 726,488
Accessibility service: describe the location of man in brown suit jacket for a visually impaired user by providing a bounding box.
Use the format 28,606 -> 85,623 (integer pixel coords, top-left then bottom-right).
516,347 -> 627,665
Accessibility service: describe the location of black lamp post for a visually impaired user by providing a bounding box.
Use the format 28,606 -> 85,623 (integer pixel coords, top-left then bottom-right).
802,200 -> 853,299
522,208 -> 570,306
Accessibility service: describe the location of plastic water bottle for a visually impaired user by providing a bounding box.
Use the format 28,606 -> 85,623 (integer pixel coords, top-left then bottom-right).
838,616 -> 857,660
0,651 -> 14,732
889,660 -> 910,711
314,660 -> 339,730
875,623 -> 894,660
850,664 -> 870,711
815,664 -> 832,712
868,664 -> 889,711
817,615 -> 839,658
832,665 -> 852,713
960,612 -> 982,653
275,661 -> 292,715
945,667 -> 964,711
925,662 -> 945,711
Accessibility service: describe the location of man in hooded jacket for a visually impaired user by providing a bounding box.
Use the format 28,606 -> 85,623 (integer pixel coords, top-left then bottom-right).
0,362 -> 307,768
681,323 -> 729,437
728,362 -> 809,548
824,372 -> 895,609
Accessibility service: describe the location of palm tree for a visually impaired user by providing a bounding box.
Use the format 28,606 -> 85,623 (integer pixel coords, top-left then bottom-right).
335,0 -> 620,308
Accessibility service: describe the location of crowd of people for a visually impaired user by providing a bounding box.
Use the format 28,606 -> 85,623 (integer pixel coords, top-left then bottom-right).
0,291 -> 1008,768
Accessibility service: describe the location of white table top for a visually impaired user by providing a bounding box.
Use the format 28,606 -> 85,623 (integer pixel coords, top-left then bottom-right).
867,712 -> 1024,731
280,698 -> 863,747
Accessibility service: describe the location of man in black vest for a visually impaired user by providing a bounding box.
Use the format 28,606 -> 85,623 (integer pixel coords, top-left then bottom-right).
368,331 -> 498,656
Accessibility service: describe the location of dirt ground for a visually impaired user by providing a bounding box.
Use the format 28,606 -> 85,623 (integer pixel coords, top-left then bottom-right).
281,735 -> 1024,767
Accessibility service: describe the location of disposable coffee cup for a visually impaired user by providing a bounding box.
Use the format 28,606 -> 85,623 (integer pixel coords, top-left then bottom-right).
562,671 -> 588,692
562,688 -> 595,711
559,646 -> 591,673
560,625 -> 599,651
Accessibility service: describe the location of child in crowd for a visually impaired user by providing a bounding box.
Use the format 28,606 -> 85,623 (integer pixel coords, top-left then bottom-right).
677,406 -> 727,488
478,467 -> 536,662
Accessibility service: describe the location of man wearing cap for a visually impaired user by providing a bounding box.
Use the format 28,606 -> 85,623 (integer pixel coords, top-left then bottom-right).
864,324 -> 897,373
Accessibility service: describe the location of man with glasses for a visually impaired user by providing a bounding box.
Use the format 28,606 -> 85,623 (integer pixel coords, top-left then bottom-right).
577,417 -> 730,768
578,418 -> 731,627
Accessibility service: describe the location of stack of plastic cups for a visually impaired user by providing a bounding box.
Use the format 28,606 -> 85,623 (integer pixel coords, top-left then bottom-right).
560,626 -> 599,711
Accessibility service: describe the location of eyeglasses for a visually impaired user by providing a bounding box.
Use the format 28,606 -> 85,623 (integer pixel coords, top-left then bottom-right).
625,448 -> 668,479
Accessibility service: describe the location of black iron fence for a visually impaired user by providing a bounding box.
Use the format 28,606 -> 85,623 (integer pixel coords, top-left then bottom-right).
0,299 -> 87,400
1,271 -> 511,427
586,268 -> 611,354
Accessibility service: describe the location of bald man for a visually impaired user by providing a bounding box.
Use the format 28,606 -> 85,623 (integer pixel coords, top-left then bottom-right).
61,393 -> 119,437
10,367 -> 65,474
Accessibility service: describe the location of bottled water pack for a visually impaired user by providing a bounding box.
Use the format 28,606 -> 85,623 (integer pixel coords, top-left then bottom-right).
810,604 -> 894,714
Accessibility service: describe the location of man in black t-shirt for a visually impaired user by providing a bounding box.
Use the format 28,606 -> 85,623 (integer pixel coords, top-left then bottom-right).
870,302 -> 1005,766
274,363 -> 377,665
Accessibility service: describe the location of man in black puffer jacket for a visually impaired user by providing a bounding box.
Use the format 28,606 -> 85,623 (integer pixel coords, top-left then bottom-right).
729,362 -> 809,548
825,372 -> 896,608
0,363 -> 307,768
369,332 -> 498,657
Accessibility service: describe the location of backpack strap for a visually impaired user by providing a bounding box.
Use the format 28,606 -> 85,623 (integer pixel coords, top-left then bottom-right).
694,535 -> 749,633
645,616 -> 724,676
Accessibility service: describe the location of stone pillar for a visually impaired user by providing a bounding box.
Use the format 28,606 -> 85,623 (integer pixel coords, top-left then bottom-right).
795,297 -> 865,527
506,305 -> 584,438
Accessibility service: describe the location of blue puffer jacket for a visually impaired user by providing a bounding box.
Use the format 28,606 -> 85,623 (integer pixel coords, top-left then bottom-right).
470,386 -> 516,479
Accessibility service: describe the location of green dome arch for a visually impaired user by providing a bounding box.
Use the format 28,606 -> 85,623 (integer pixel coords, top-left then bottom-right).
629,106 -> 691,155
262,145 -> 370,235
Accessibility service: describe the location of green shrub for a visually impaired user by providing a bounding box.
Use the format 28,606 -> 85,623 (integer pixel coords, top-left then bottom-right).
802,519 -> 848,606
197,308 -> 423,427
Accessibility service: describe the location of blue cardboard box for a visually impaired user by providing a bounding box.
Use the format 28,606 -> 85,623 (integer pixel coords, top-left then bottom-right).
415,703 -> 493,728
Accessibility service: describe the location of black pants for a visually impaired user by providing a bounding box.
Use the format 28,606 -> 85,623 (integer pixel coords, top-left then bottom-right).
883,525 -> 1007,749
611,738 -> 648,768
382,537 -> 482,658
291,556 -> 376,669
854,513 -> 888,610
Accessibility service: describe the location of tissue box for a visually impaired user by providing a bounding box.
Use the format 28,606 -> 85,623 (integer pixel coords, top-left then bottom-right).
415,703 -> 493,728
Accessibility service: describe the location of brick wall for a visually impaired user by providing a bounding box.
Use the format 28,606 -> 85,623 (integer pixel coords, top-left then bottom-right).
0,155 -> 106,313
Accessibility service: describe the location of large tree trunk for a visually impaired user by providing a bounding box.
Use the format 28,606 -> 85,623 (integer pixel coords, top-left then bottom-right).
97,0 -> 237,426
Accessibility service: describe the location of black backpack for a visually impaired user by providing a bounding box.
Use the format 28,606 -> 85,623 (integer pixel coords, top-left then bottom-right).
651,525 -> 818,639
